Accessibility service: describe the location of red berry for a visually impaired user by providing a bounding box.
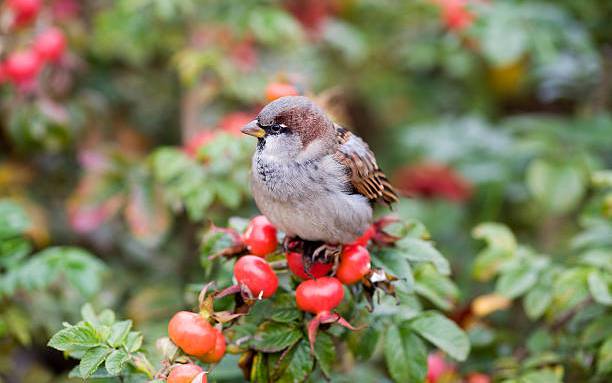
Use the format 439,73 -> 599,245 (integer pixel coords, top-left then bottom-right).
265,82 -> 299,102
219,112 -> 253,136
34,28 -> 67,62
352,225 -> 375,246
234,255 -> 278,298
296,277 -> 344,314
467,373 -> 491,383
427,352 -> 454,383
243,215 -> 278,256
0,63 -> 7,84
286,252 -> 332,280
167,364 -> 206,383
184,131 -> 215,159
168,311 -> 217,357
336,245 -> 371,285
4,50 -> 41,84
7,0 -> 41,27
199,327 -> 226,363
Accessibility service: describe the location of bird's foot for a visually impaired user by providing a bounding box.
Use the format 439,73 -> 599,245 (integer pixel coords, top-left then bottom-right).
312,243 -> 342,263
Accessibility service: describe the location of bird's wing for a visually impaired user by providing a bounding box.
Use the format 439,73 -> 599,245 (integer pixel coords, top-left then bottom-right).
333,125 -> 398,205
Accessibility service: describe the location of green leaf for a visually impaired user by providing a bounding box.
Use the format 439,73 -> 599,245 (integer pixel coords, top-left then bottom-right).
250,352 -> 269,383
582,315 -> 612,345
253,322 -> 302,353
472,223 -> 517,252
81,304 -> 99,326
348,324 -> 381,361
410,311 -> 470,361
414,264 -> 458,311
526,159 -> 585,214
4,306 -> 31,345
105,349 -> 129,376
523,285 -> 553,320
384,323 -> 427,383
277,340 -> 314,383
588,271 -> 612,306
270,295 -> 302,323
48,323 -> 101,352
313,332 -> 335,377
0,200 -> 31,239
108,320 -> 132,347
597,337 -> 612,374
397,237 -> 450,275
496,265 -> 539,299
520,369 -> 562,383
79,346 -> 112,378
125,332 -> 144,352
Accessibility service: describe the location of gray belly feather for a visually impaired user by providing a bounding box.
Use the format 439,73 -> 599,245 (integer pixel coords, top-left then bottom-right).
251,154 -> 372,244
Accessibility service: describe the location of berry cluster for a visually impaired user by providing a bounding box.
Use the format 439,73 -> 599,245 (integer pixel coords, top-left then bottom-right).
162,215 -> 395,380
1,0 -> 67,89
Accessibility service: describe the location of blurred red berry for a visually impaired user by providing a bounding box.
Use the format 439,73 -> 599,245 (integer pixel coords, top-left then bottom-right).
5,50 -> 42,85
336,244 -> 371,285
286,251 -> 333,280
432,0 -> 474,31
7,0 -> 41,27
184,131 -> 215,159
52,0 -> 81,21
34,28 -> 67,62
220,112 -> 253,136
285,0 -> 332,34
265,82 -> 299,102
427,352 -> 455,383
394,162 -> 472,202
243,215 -> 278,256
467,373 -> 491,383
231,39 -> 258,72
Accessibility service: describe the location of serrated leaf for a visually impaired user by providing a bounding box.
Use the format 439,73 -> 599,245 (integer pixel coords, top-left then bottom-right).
398,238 -> 450,275
126,332 -> 144,352
414,264 -> 458,311
314,332 -> 334,377
270,296 -> 301,323
48,323 -> 101,352
472,223 -> 516,252
410,311 -> 470,361
526,159 -> 585,214
108,320 -> 132,347
105,349 -> 129,375
81,304 -> 99,326
588,271 -> 612,306
384,323 -> 427,383
253,322 -> 302,353
277,340 -> 314,383
582,315 -> 612,345
80,346 -> 112,378
348,324 -> 381,361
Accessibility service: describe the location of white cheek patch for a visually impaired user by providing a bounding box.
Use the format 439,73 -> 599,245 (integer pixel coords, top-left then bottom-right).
262,134 -> 303,161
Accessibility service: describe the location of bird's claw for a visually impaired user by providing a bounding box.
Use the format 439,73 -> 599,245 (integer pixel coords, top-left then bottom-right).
312,243 -> 341,262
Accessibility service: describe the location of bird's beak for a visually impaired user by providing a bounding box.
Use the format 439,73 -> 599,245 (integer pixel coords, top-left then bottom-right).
241,120 -> 265,138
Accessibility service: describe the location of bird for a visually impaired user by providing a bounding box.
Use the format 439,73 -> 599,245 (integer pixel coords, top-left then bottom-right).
240,96 -> 397,255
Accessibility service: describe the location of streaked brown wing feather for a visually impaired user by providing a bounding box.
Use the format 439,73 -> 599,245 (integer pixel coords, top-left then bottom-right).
333,125 -> 398,205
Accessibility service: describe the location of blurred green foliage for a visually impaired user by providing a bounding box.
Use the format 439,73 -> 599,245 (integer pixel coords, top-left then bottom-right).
1,0 -> 611,382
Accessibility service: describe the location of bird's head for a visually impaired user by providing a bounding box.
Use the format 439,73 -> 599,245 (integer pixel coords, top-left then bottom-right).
241,96 -> 335,160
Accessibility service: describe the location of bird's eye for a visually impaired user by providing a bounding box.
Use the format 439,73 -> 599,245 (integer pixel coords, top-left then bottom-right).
270,124 -> 285,133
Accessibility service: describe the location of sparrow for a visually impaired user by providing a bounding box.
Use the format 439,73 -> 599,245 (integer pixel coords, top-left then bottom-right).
240,96 -> 397,248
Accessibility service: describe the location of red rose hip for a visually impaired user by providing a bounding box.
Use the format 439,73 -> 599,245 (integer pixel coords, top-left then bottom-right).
296,277 -> 344,314
199,327 -> 226,363
34,28 -> 67,62
5,50 -> 41,84
265,82 -> 299,102
336,245 -> 371,285
234,255 -> 278,298
286,252 -> 333,280
168,311 -> 217,357
167,363 -> 206,383
243,215 -> 277,256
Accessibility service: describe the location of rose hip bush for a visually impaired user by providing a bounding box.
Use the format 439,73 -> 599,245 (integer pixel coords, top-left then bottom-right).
49,213 -> 470,382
